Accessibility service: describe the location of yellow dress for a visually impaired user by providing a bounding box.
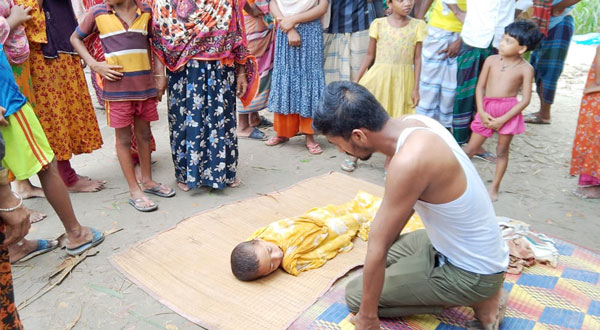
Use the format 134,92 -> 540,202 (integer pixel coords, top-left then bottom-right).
359,17 -> 428,118
249,191 -> 424,276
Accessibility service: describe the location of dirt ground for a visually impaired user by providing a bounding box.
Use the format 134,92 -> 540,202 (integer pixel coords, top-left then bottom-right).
13,43 -> 599,329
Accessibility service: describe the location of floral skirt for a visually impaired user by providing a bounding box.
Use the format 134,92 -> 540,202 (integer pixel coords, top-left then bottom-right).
0,226 -> 23,329
167,60 -> 238,190
29,43 -> 103,161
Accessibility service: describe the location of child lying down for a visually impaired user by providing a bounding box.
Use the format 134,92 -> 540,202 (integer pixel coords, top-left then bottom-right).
230,191 -> 423,281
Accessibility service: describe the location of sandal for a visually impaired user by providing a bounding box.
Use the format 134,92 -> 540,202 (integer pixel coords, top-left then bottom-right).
265,136 -> 289,146
524,113 -> 551,124
306,143 -> 323,155
341,159 -> 357,172
254,115 -> 273,128
13,239 -> 59,264
143,183 -> 176,198
128,197 -> 158,212
239,127 -> 267,141
474,151 -> 497,164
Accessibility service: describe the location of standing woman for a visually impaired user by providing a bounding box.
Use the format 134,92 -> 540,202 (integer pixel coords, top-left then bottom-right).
152,0 -> 258,191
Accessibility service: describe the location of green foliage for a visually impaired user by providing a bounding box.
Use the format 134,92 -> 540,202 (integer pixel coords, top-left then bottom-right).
572,0 -> 600,35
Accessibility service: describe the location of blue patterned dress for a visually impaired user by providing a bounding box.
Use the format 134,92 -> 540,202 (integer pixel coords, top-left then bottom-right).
167,60 -> 238,190
268,18 -> 325,118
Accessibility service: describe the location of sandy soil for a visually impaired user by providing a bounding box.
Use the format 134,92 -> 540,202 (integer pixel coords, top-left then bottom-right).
13,43 -> 599,329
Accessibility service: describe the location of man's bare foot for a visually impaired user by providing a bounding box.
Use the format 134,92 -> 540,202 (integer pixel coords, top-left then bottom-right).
488,187 -> 499,202
467,289 -> 508,330
13,180 -> 45,199
30,210 -> 47,223
67,178 -> 105,193
177,182 -> 191,192
573,186 -> 600,199
77,174 -> 107,184
8,239 -> 58,263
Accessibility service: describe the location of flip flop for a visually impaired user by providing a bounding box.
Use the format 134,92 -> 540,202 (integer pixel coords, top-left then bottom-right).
254,115 -> 273,128
143,184 -> 176,198
129,197 -> 158,212
65,228 -> 105,256
474,151 -> 497,164
13,239 -> 59,264
265,136 -> 289,146
306,143 -> 323,155
524,113 -> 551,124
341,159 -> 357,172
239,127 -> 267,141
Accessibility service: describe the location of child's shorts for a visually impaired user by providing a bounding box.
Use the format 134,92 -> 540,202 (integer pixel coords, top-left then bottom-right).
470,96 -> 525,138
0,103 -> 55,180
105,98 -> 158,128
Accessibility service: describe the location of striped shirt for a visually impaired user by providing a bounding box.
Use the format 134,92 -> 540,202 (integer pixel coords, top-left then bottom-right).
76,2 -> 156,101
326,0 -> 376,34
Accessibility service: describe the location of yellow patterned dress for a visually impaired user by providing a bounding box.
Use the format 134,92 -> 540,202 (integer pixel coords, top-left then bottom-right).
249,191 -> 424,276
359,17 -> 427,118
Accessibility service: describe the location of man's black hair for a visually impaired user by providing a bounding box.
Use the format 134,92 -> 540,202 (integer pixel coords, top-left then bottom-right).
505,20 -> 544,52
313,81 -> 389,140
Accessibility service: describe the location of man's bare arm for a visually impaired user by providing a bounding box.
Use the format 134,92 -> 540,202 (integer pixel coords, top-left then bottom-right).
353,147 -> 429,329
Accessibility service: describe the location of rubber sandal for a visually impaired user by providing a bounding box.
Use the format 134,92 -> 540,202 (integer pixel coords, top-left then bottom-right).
306,143 -> 323,155
13,239 -> 59,264
524,113 -> 551,124
143,184 -> 176,198
129,197 -> 158,212
474,151 -> 497,164
341,159 -> 357,172
254,115 -> 273,128
65,228 -> 105,256
239,127 -> 267,141
265,136 -> 289,146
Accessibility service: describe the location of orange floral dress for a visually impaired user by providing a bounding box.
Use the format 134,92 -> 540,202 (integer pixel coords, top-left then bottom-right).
14,0 -> 103,161
570,64 -> 600,183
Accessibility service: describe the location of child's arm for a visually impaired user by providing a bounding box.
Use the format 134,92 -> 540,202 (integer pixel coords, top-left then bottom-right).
70,30 -> 123,81
475,57 -> 493,126
353,37 -> 376,83
488,66 -> 534,131
583,46 -> 600,94
412,41 -> 423,107
5,4 -> 31,32
277,0 -> 328,33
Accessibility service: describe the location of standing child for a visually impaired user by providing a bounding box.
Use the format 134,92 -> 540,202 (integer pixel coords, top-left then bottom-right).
71,0 -> 175,212
464,20 -> 543,201
264,0 -> 328,155
343,0 -> 427,171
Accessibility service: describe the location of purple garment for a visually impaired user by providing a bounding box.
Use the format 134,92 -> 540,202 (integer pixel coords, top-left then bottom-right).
41,0 -> 78,58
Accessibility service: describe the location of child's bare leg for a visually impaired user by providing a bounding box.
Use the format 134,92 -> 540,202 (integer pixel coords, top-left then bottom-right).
12,179 -> 44,199
115,126 -> 153,208
36,160 -> 94,248
134,118 -> 165,192
489,134 -> 513,202
463,133 -> 488,158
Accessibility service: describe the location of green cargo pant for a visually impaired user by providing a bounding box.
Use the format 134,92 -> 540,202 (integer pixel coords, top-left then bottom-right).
345,230 -> 505,317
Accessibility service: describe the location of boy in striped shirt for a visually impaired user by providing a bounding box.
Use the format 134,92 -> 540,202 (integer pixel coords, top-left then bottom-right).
71,0 -> 174,212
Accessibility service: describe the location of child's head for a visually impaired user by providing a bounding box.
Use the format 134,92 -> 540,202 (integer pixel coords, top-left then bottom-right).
389,0 -> 414,17
501,20 -> 544,56
230,239 -> 284,281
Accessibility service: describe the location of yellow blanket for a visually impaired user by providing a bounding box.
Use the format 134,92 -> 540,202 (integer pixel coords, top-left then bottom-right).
250,191 -> 424,275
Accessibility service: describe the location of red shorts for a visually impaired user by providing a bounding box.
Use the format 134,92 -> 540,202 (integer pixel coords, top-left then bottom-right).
105,98 -> 159,128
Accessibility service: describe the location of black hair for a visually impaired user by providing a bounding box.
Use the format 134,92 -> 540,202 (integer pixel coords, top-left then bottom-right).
230,240 -> 260,281
505,20 -> 544,52
313,81 -> 389,139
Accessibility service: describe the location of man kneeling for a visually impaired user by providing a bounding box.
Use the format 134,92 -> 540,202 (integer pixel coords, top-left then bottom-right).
313,81 -> 509,330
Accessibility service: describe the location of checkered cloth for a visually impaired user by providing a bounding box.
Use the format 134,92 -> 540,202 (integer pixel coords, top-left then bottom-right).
532,0 -> 553,36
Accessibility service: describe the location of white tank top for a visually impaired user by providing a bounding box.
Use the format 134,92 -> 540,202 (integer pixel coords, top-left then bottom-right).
396,115 -> 509,275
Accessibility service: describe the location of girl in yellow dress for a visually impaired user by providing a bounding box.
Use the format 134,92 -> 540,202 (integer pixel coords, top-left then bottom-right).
342,0 -> 427,173
230,191 -> 424,280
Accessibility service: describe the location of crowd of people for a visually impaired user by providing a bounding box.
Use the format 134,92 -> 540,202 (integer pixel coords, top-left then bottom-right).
0,0 -> 597,328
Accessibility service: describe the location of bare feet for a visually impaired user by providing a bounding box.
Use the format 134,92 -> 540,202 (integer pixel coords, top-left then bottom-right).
177,182 -> 191,192
29,210 -> 47,223
573,186 -> 600,199
67,177 -> 106,193
488,187 -> 499,202
13,179 -> 45,199
228,178 -> 242,188
467,289 -> 508,330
